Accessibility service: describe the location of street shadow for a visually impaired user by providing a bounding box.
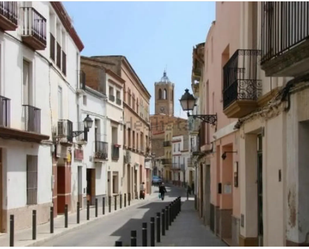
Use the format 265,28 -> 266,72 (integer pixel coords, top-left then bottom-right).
110,187 -> 186,246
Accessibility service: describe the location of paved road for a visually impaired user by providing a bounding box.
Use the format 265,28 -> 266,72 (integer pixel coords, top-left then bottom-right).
40,186 -> 184,246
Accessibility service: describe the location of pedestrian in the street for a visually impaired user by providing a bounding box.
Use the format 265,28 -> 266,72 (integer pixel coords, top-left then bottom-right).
140,182 -> 145,199
187,185 -> 192,195
159,182 -> 167,200
191,182 -> 194,195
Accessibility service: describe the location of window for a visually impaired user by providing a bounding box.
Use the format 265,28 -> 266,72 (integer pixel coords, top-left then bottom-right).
132,93 -> 135,111
83,95 -> 87,105
128,89 -> 131,106
116,90 -> 121,105
178,143 -> 180,151
109,86 -> 114,102
27,155 -> 38,205
50,33 -> 55,61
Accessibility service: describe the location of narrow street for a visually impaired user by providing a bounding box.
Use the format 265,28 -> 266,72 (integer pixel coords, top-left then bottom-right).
39,185 -> 225,247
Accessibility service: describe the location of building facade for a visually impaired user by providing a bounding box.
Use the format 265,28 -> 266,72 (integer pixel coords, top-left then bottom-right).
193,1 -> 309,247
81,56 -> 152,198
0,1 -> 83,232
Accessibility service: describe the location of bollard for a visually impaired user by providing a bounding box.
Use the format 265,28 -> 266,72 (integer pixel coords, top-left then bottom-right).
131,230 -> 137,246
102,197 -> 105,215
142,222 -> 147,246
165,207 -> 169,230
124,193 -> 127,207
187,190 -> 189,200
168,204 -> 172,226
87,200 -> 90,220
120,194 -> 122,209
162,209 -> 165,236
95,198 -> 98,217
32,210 -> 36,240
171,201 -> 174,222
150,217 -> 155,246
114,195 -> 117,211
156,212 -> 161,242
77,202 -> 80,224
128,193 -> 131,206
50,206 -> 54,234
179,196 -> 182,212
115,241 -> 122,246
109,196 -> 111,213
64,204 -> 68,228
9,215 -> 14,247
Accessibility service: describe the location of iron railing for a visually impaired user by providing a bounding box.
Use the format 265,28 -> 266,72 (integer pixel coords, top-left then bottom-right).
162,158 -> 172,165
223,49 -> 262,109
23,105 -> 41,133
21,7 -> 46,45
261,2 -> 309,64
0,2 -> 18,25
0,95 -> 10,127
163,141 -> 171,147
58,119 -> 73,143
112,144 -> 120,160
94,141 -> 108,160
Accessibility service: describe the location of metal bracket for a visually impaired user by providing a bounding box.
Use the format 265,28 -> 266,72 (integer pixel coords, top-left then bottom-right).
72,130 -> 84,137
189,113 -> 217,126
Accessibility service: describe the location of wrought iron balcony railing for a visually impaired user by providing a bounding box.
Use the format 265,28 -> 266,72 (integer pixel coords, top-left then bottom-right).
0,2 -> 18,29
23,105 -> 41,133
162,158 -> 172,165
57,119 -> 73,143
21,7 -> 46,50
94,141 -> 108,160
261,2 -> 309,64
0,95 -> 10,127
223,49 -> 262,109
163,141 -> 171,147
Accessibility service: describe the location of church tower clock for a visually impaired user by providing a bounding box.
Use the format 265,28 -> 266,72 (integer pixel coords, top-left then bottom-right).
154,71 -> 174,116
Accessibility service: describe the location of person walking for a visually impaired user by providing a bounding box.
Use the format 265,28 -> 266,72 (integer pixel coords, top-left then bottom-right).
140,182 -> 145,199
159,182 -> 167,200
191,182 -> 195,195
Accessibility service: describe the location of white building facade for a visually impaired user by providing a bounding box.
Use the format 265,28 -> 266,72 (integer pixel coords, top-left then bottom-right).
0,1 -> 84,232
105,71 -> 124,196
171,135 -> 190,186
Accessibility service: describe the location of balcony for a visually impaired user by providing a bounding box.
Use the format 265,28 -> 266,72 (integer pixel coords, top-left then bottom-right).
0,95 -> 10,127
0,2 -> 18,31
94,141 -> 108,161
57,119 -> 73,145
171,163 -> 180,170
163,141 -> 171,147
0,103 -> 48,143
112,144 -> 120,161
261,2 -> 309,77
116,98 -> 121,105
223,49 -> 262,118
21,7 -> 46,50
162,158 -> 172,165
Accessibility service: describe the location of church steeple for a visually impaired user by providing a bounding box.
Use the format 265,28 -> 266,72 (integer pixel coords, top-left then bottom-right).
154,70 -> 175,116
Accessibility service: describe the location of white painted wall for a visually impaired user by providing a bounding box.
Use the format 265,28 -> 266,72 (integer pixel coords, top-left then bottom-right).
105,74 -> 124,193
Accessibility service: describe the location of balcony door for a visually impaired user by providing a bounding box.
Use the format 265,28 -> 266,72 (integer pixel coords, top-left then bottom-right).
23,60 -> 32,106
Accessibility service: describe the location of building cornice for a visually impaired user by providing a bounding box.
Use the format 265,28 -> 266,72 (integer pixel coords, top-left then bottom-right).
50,2 -> 84,52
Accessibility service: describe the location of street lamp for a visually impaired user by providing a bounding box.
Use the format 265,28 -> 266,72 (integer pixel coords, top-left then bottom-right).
179,89 -> 217,126
72,114 -> 93,141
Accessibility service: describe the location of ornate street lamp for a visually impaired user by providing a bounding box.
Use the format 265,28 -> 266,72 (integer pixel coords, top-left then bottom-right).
179,89 -> 217,126
72,114 -> 93,141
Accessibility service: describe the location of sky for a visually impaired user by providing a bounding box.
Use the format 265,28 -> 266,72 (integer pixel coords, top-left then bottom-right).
63,1 -> 215,119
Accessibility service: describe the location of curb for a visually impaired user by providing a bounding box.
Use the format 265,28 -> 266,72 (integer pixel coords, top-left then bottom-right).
19,194 -> 158,247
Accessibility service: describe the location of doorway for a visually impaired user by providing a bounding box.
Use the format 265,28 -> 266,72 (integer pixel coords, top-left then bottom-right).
127,165 -> 131,195
199,163 -> 204,218
257,135 -> 263,246
77,166 -> 82,207
134,169 -> 137,199
86,168 -> 95,205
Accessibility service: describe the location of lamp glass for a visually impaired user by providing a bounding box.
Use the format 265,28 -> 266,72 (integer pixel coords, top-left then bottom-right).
179,89 -> 196,111
83,115 -> 93,129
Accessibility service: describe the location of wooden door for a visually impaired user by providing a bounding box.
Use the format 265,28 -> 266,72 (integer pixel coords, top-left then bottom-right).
91,169 -> 96,205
